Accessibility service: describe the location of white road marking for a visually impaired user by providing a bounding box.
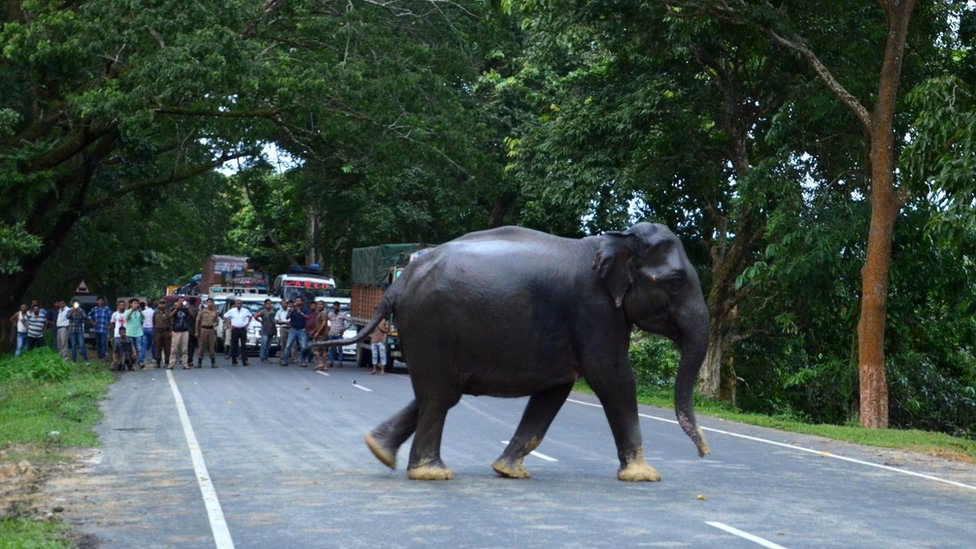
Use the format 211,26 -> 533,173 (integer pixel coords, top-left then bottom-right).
706,522 -> 789,549
315,370 -> 330,377
352,383 -> 373,392
501,441 -> 559,462
566,398 -> 976,492
166,370 -> 234,549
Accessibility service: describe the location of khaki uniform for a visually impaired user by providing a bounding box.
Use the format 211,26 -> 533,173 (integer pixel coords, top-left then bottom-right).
153,310 -> 172,366
196,308 -> 220,360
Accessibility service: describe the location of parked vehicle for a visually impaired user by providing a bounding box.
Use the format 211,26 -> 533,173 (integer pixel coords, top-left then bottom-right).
349,243 -> 432,369
271,265 -> 338,303
215,293 -> 282,356
200,255 -> 268,295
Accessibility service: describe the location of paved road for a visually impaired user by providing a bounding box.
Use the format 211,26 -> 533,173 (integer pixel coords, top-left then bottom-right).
47,355 -> 976,548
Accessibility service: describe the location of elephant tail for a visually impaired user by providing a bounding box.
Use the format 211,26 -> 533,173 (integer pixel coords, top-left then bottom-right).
312,276 -> 403,348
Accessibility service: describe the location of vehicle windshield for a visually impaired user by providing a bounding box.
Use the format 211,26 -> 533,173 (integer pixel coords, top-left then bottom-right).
282,286 -> 336,303
226,302 -> 279,315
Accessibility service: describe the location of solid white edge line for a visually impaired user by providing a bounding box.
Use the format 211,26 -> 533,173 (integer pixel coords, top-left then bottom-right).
565,398 -> 976,492
315,370 -> 330,377
166,370 -> 235,549
500,441 -> 559,462
706,521 -> 789,549
352,383 -> 372,392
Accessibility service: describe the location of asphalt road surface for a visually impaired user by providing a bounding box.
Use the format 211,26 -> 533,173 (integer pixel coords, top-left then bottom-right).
47,355 -> 976,549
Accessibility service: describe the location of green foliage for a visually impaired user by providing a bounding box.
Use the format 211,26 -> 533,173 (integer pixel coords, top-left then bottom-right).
628,333 -> 680,390
0,223 -> 41,275
0,348 -> 71,383
0,517 -> 70,549
0,352 -> 111,448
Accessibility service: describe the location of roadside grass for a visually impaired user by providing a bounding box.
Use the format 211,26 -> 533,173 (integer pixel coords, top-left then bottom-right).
574,381 -> 976,463
0,348 -> 112,547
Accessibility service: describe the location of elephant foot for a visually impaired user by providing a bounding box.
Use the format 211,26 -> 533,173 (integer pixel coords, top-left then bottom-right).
491,457 -> 529,479
365,432 -> 397,470
407,463 -> 454,480
617,449 -> 661,482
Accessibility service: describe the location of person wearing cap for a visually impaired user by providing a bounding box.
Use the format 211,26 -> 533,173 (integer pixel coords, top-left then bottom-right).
153,302 -> 172,368
223,298 -> 253,367
196,298 -> 220,368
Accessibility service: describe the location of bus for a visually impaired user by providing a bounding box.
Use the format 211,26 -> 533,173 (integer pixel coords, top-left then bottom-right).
271,273 -> 338,303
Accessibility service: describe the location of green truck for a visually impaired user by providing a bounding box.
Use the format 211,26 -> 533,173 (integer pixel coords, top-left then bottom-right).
349,243 -> 432,368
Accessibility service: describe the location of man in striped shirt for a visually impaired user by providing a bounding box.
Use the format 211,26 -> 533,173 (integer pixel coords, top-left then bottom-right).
25,303 -> 47,351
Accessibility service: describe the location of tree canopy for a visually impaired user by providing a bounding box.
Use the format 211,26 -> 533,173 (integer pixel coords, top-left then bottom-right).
2,0 -> 974,437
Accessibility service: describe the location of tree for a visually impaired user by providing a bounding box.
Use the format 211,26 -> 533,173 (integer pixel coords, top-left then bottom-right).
1,0 -> 282,346
666,0 -> 953,427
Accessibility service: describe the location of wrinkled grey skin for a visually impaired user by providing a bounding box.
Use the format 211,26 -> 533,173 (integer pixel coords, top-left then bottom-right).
325,223 -> 710,481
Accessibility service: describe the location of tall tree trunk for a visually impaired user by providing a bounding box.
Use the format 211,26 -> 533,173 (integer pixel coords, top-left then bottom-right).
856,0 -> 914,428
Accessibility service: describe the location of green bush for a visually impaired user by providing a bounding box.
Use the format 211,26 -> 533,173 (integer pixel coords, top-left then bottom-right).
629,333 -> 680,389
0,348 -> 72,383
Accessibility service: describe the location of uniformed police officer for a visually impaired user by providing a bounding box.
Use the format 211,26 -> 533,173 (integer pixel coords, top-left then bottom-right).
196,298 -> 220,368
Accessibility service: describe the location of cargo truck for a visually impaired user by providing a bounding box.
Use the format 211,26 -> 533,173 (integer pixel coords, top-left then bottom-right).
349,243 -> 432,368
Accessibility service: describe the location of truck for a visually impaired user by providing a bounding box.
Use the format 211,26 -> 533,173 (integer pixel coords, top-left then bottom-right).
200,255 -> 268,295
349,243 -> 432,369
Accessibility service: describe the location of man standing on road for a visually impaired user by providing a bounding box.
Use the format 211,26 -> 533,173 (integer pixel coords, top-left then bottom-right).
196,298 -> 220,368
153,303 -> 172,368
310,301 -> 329,371
55,300 -> 70,359
124,299 -> 144,368
67,301 -> 90,364
275,300 -> 291,364
254,299 -> 277,364
88,297 -> 113,360
109,300 -> 127,349
327,301 -> 350,369
169,299 -> 193,370
25,303 -> 46,351
10,304 -> 28,357
140,301 -> 155,367
282,297 -> 309,367
370,317 -> 389,375
224,298 -> 253,367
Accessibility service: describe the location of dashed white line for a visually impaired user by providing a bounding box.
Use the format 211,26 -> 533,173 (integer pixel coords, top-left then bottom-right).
706,522 -> 789,549
166,370 -> 234,549
352,383 -> 373,392
315,370 -> 330,377
501,441 -> 558,462
565,398 -> 976,492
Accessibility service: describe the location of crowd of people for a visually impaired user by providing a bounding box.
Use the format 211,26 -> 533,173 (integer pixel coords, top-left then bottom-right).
8,296 -> 392,375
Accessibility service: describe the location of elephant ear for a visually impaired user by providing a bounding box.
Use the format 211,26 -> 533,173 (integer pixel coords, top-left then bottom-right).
594,232 -> 636,308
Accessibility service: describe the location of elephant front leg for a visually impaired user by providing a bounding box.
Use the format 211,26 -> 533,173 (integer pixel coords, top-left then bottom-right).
406,396 -> 459,480
588,372 -> 661,482
492,382 -> 573,479
365,400 -> 418,469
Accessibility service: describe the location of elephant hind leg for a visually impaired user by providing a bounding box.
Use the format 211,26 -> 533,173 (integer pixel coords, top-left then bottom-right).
406,393 -> 460,480
365,400 -> 419,470
492,382 -> 572,479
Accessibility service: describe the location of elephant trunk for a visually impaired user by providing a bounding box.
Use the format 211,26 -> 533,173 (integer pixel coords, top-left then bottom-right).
673,297 -> 711,458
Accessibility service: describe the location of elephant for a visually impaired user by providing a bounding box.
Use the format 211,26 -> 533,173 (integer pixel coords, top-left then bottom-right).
326,222 -> 711,481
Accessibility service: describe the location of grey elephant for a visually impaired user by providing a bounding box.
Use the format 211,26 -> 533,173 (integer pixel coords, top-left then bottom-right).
327,223 -> 711,481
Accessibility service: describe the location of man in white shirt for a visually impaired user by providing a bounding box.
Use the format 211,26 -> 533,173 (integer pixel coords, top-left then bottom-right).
55,300 -> 70,358
274,300 -> 291,364
223,299 -> 253,367
109,300 -> 127,348
140,301 -> 155,367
